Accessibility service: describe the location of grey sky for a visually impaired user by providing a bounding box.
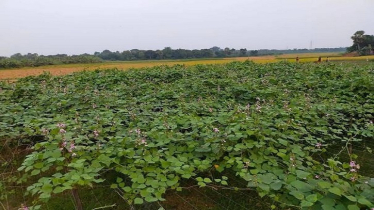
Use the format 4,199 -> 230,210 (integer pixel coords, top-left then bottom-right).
0,0 -> 373,56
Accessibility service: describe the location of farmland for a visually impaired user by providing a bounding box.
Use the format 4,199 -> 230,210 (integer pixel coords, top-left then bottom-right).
1,60 -> 374,209
1,53 -> 374,80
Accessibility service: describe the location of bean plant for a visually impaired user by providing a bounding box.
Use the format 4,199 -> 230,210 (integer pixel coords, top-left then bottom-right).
0,61 -> 374,209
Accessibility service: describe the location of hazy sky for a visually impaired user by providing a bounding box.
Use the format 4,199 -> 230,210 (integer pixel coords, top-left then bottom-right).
0,0 -> 373,56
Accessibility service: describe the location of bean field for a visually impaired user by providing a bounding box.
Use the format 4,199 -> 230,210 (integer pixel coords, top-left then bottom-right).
1,61 -> 374,210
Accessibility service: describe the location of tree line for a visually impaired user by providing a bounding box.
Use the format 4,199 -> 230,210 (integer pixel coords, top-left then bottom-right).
0,53 -> 102,69
0,47 -> 347,69
93,47 -> 346,61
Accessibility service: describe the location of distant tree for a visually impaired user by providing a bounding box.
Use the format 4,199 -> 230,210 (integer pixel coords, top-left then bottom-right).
121,51 -> 133,60
192,49 -> 202,58
224,47 -> 231,56
145,50 -> 156,60
10,53 -> 23,59
200,49 -> 214,58
351,30 -> 365,51
230,48 -> 237,56
250,50 -> 259,56
347,31 -> 374,55
214,51 -> 225,58
162,47 -> 173,59
239,48 -> 247,57
210,46 -> 221,52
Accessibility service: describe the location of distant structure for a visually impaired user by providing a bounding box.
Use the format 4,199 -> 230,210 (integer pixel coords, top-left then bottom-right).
326,57 -> 329,62
296,57 -> 299,63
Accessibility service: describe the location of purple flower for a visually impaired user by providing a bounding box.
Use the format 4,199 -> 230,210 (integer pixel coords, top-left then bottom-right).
41,128 -> 49,135
315,175 -> 320,179
68,142 -> 75,152
20,204 -> 29,210
349,161 -> 356,168
93,130 -> 99,138
57,123 -> 66,128
350,168 -> 356,172
315,143 -> 322,148
213,128 -> 219,133
136,129 -> 141,135
59,129 -> 66,134
139,138 -> 148,146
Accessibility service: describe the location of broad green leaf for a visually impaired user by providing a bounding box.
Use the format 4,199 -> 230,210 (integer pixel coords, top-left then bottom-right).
134,198 -> 144,205
289,191 -> 304,200
329,187 -> 342,196
347,205 -> 359,210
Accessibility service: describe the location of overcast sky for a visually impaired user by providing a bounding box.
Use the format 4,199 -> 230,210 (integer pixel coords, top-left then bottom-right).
0,0 -> 373,56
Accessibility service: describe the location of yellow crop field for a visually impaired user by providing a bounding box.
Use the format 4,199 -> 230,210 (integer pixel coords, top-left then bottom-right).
1,54 -> 373,80
275,52 -> 343,59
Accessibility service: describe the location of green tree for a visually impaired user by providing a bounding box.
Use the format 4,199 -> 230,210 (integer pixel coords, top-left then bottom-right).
239,48 -> 247,57
347,31 -> 374,55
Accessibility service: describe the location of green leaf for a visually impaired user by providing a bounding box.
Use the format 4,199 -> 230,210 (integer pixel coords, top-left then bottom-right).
357,197 -> 373,206
39,193 -> 51,199
289,191 -> 304,200
258,173 -> 274,184
318,181 -> 332,189
203,178 -> 212,183
31,169 -> 40,176
53,186 -> 65,194
319,197 -> 335,206
344,195 -> 356,202
196,177 -> 203,182
166,179 -> 178,186
322,204 -> 336,210
145,196 -> 157,202
198,182 -> 206,187
347,205 -> 359,210
296,170 -> 310,179
270,182 -> 282,190
290,180 -> 312,192
301,200 -> 313,207
123,186 -> 131,192
34,162 -> 44,169
306,194 -> 318,203
328,187 -> 342,196
134,198 -> 144,205
258,183 -> 269,192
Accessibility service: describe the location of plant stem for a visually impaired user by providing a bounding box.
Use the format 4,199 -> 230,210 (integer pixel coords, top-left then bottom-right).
71,188 -> 83,210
